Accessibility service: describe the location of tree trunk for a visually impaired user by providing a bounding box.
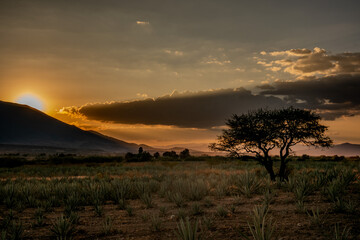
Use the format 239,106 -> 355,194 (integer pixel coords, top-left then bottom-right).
278,159 -> 287,181
264,162 -> 276,181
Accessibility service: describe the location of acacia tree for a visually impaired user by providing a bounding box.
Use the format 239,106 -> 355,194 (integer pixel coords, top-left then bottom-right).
209,107 -> 332,181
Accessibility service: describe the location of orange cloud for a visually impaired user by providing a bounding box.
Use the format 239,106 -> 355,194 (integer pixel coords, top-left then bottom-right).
257,47 -> 360,78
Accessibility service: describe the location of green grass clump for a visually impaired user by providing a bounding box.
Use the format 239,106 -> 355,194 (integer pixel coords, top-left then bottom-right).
140,192 -> 154,208
241,204 -> 277,240
190,203 -> 204,216
306,207 -> 322,226
176,217 -> 202,240
150,215 -> 162,232
334,223 -> 351,240
50,215 -> 76,240
101,216 -> 114,236
236,171 -> 263,198
216,205 -> 228,218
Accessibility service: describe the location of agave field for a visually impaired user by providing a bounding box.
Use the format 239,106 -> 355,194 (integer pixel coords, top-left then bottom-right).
0,158 -> 359,239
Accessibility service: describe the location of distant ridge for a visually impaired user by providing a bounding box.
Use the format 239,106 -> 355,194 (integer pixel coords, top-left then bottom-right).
0,101 -> 141,153
294,143 -> 360,157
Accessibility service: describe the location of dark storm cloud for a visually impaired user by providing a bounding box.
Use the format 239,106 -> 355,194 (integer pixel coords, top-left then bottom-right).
260,74 -> 360,119
60,88 -> 287,128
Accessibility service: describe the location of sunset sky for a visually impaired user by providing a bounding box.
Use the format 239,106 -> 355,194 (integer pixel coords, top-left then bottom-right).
1,0 -> 360,150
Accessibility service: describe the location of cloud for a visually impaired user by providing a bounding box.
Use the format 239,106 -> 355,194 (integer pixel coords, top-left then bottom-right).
202,56 -> 231,65
257,48 -> 360,78
268,48 -> 313,56
260,74 -> 360,120
164,49 -> 184,56
136,93 -> 148,98
59,88 -> 286,128
136,20 -> 150,25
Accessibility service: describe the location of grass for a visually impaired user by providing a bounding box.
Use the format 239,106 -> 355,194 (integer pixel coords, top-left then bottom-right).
334,223 -> 351,240
176,217 -> 202,240
216,205 -> 228,218
150,215 -> 162,232
242,204 -> 277,240
236,171 -> 263,198
306,207 -> 323,225
33,208 -> 45,227
101,216 -> 114,236
6,220 -> 24,240
50,215 -> 76,240
190,203 -> 204,216
0,157 -> 358,239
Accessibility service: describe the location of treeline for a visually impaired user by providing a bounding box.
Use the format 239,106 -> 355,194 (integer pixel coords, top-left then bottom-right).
0,147 -> 195,167
0,154 -> 123,168
0,150 -> 359,168
124,147 -> 192,162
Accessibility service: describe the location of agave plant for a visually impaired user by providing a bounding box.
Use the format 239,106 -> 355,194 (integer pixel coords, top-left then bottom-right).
50,215 -> 76,240
241,204 -> 277,240
176,217 -> 202,240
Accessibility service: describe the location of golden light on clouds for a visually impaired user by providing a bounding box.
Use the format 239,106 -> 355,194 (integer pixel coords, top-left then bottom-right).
136,20 -> 150,25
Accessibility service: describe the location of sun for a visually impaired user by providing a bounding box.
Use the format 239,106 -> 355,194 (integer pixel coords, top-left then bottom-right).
15,93 -> 45,111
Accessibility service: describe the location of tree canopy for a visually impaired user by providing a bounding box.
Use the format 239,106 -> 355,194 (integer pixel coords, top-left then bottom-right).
209,107 -> 332,180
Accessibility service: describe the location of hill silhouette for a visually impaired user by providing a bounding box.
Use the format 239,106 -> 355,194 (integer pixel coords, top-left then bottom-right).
0,101 -> 140,153
294,142 -> 360,156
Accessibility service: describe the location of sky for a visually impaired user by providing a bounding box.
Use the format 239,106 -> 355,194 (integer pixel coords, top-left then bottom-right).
1,0 -> 360,150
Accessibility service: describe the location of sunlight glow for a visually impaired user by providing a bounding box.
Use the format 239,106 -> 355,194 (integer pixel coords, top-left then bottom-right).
15,93 -> 45,111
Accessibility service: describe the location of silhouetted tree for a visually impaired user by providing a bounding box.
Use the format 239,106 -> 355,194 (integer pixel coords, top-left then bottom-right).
125,152 -> 136,161
138,151 -> 152,161
153,152 -> 160,159
138,147 -> 144,154
209,107 -> 332,181
179,148 -> 190,159
298,154 -> 310,161
163,151 -> 178,159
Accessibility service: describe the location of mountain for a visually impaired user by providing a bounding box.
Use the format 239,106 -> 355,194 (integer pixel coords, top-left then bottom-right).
294,143 -> 360,157
0,101 -> 140,153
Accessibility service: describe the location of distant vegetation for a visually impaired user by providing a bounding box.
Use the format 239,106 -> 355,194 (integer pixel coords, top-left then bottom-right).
0,150 -> 359,169
0,149 -> 359,169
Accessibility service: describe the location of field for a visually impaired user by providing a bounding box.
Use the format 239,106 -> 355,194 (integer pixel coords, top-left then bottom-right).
0,156 -> 359,240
